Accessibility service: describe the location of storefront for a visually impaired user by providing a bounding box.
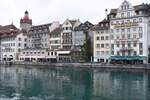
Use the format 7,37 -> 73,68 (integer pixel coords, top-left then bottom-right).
109,56 -> 147,64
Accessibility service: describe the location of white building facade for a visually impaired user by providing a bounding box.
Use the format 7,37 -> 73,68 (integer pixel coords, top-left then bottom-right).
93,0 -> 150,64
92,19 -> 110,63
1,31 -> 27,61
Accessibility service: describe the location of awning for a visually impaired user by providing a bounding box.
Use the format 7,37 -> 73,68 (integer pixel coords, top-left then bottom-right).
109,56 -> 146,60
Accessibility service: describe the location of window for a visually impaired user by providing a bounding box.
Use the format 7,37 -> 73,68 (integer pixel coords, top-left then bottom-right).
116,29 -> 119,33
18,43 -> 21,47
128,34 -> 130,39
117,44 -> 120,47
133,19 -> 136,23
96,44 -> 100,48
139,27 -> 143,31
127,28 -> 130,32
127,12 -> 130,17
121,20 -> 124,24
117,35 -> 120,39
51,52 -> 53,56
24,44 -> 27,47
101,30 -> 104,33
111,51 -> 114,55
121,13 -> 124,17
121,6 -> 123,10
117,51 -> 120,56
111,35 -> 114,39
139,50 -> 143,55
18,49 -> 21,52
133,27 -> 136,31
127,20 -> 130,23
134,51 -> 137,56
101,36 -> 104,40
101,51 -> 104,55
133,34 -> 136,38
106,43 -> 109,47
139,18 -> 142,22
139,43 -> 143,49
122,44 -> 125,48
121,29 -> 125,33
24,38 -> 27,42
18,38 -> 21,41
101,44 -> 104,48
96,36 -> 100,40
128,51 -> 131,56
122,51 -> 125,56
111,44 -> 114,49
139,33 -> 142,38
105,36 -> 109,40
128,43 -> 131,48
127,5 -> 129,9
122,34 -> 125,39
96,51 -> 100,55
133,43 -> 137,47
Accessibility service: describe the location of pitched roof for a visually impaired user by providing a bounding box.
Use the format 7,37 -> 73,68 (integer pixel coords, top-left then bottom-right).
0,24 -> 18,31
29,23 -> 51,31
74,21 -> 94,31
109,3 -> 150,15
69,20 -> 77,26
91,19 -> 109,31
50,27 -> 62,34
0,24 -> 19,36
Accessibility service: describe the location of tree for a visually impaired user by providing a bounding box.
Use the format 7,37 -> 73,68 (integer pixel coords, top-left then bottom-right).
81,31 -> 92,62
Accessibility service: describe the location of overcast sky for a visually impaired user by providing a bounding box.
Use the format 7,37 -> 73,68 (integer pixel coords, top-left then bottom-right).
0,0 -> 149,27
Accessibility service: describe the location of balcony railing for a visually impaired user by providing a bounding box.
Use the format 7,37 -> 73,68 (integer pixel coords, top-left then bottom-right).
120,47 -> 133,51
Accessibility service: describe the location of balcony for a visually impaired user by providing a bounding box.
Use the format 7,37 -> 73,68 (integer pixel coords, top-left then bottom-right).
115,39 -> 138,42
114,22 -> 138,28
120,47 -> 133,51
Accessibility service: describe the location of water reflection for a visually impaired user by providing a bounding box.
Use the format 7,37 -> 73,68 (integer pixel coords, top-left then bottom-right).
0,65 -> 149,100
93,70 -> 148,100
0,65 -> 92,100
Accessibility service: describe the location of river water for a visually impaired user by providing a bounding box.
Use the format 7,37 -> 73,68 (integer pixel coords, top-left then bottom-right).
0,65 -> 149,100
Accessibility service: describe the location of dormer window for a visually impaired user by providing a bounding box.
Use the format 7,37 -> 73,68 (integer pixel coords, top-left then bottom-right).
121,13 -> 124,18
127,5 -> 129,9
121,6 -> 124,10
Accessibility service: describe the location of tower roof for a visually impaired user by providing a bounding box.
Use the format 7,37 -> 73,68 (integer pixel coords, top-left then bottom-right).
20,10 -> 32,25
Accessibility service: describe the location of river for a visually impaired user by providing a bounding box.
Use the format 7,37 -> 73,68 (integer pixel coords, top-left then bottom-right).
0,65 -> 149,100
